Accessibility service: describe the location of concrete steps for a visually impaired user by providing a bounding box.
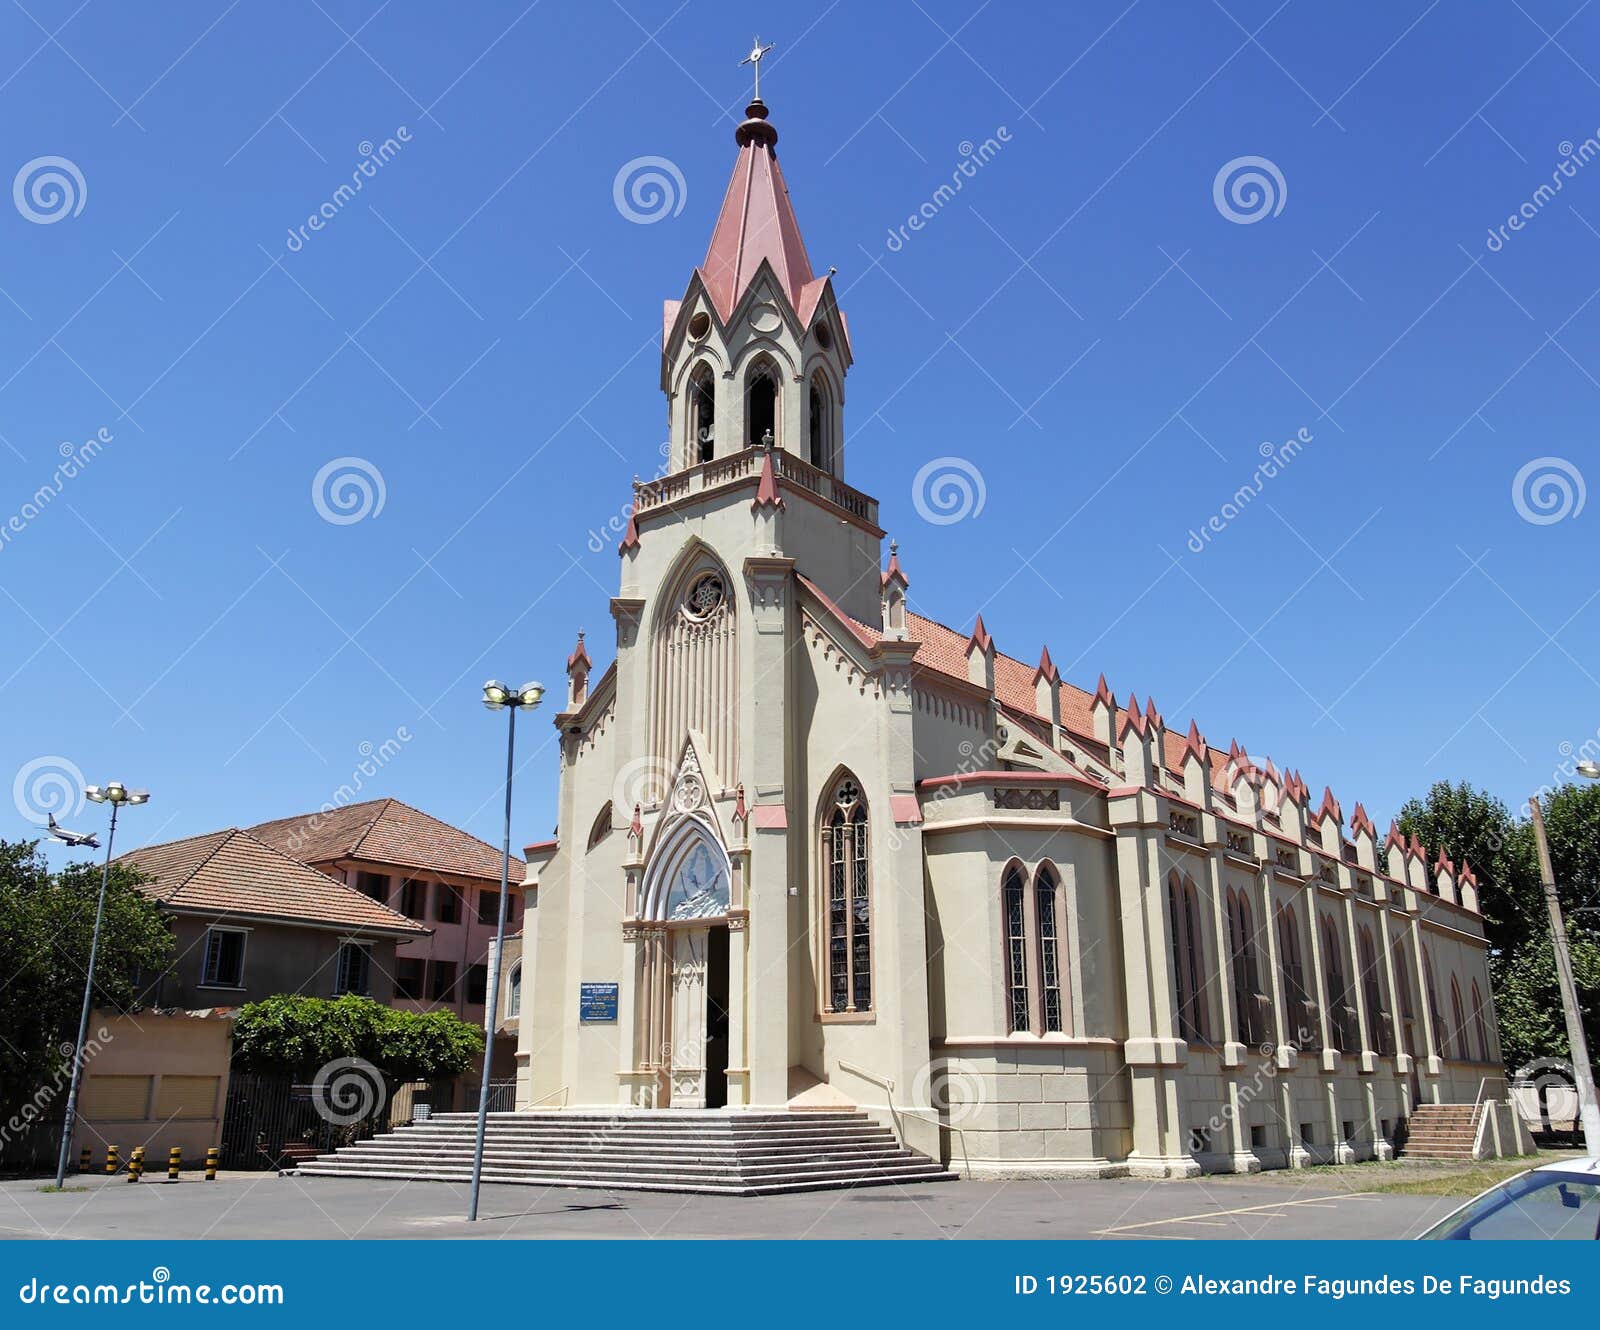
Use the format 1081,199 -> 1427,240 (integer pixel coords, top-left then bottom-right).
1397,1104 -> 1482,1160
294,1109 -> 957,1195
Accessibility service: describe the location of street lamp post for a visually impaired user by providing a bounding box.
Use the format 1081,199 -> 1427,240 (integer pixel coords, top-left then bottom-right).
1530,783 -> 1600,1158
468,679 -> 544,1222
54,782 -> 150,1189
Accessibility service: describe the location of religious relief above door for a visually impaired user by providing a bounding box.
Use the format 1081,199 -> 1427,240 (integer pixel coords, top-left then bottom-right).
663,839 -> 730,921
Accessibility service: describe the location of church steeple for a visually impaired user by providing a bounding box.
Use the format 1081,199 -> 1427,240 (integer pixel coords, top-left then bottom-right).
700,93 -> 814,322
660,43 -> 852,479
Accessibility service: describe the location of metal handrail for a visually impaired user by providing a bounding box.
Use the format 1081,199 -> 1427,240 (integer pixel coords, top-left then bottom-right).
838,1059 -> 971,1177
1473,1074 -> 1509,1111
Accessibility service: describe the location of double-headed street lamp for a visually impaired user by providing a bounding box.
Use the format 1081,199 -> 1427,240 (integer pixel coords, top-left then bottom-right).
467,679 -> 544,1222
54,781 -> 150,1189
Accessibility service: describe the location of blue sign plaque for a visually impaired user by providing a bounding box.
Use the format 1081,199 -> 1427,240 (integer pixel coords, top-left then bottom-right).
579,981 -> 619,1023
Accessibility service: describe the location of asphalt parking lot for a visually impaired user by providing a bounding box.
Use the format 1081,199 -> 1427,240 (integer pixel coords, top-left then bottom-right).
0,1171 -> 1458,1240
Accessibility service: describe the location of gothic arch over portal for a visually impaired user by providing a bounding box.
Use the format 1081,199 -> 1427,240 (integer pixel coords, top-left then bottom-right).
640,813 -> 732,922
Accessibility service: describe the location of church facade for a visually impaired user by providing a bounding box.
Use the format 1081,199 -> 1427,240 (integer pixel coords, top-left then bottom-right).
514,89 -> 1508,1178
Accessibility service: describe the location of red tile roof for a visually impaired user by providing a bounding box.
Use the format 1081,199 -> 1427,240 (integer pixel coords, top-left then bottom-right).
248,798 -> 523,882
120,829 -> 426,937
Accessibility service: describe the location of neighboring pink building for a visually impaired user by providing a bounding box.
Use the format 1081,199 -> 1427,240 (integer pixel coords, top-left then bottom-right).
249,798 -> 524,1075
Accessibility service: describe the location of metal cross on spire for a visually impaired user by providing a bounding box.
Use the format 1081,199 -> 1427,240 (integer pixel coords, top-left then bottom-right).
740,36 -> 774,100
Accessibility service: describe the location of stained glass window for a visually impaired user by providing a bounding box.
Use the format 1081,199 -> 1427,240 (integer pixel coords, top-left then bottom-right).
823,777 -> 871,1013
1005,867 -> 1029,1034
1036,870 -> 1062,1033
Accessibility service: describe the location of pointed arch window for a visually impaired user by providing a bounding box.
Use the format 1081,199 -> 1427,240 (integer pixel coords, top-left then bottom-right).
506,962 -> 522,1019
1225,888 -> 1265,1045
1469,980 -> 1489,1063
689,364 -> 716,464
821,776 -> 871,1015
588,801 -> 614,850
1321,914 -> 1358,1051
1003,865 -> 1028,1033
1423,947 -> 1444,1056
1449,976 -> 1467,1061
746,359 -> 778,448
1167,871 -> 1208,1042
1035,866 -> 1064,1034
1277,904 -> 1318,1052
808,373 -> 831,471
1358,925 -> 1393,1054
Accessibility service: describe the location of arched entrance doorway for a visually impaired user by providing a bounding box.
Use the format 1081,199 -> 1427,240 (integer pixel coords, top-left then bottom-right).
640,816 -> 733,1108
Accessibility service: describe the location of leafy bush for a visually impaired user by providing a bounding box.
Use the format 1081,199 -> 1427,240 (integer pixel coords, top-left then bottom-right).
231,994 -> 483,1081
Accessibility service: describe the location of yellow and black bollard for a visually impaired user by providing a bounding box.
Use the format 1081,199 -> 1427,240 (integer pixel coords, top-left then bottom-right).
204,1147 -> 219,1181
77,1147 -> 89,1174
104,1145 -> 119,1176
127,1146 -> 144,1182
166,1146 -> 181,1182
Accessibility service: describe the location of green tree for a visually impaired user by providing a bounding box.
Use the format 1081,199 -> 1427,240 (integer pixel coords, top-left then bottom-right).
1492,926 -> 1600,1071
1396,780 -> 1600,1069
0,839 -> 173,1127
1397,780 -> 1539,956
231,994 -> 483,1081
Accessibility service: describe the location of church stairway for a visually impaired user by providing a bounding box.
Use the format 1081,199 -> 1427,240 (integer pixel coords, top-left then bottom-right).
1395,1103 -> 1483,1160
293,1110 -> 958,1195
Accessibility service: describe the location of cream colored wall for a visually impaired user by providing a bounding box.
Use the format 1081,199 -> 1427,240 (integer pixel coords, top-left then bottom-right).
69,1011 -> 233,1169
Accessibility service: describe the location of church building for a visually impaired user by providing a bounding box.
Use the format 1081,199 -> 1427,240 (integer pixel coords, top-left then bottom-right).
514,78 -> 1512,1178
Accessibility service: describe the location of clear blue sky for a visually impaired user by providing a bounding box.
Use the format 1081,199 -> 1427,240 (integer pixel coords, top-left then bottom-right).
4,0 -> 1597,864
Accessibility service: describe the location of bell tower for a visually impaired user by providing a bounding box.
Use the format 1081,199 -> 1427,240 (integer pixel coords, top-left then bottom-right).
660,61 -> 854,478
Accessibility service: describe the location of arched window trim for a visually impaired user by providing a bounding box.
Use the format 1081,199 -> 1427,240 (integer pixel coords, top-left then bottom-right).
807,370 -> 833,473
745,355 -> 780,449
1034,863 -> 1066,1035
1449,975 -> 1467,1061
1277,904 -> 1319,1052
1358,925 -> 1391,1054
506,961 -> 522,1019
1168,871 -> 1208,1043
688,361 -> 717,466
640,814 -> 731,921
1321,914 -> 1357,1052
587,801 -> 614,850
819,772 -> 872,1019
1469,980 -> 1490,1063
1225,888 -> 1264,1046
1002,861 -> 1029,1035
1422,947 -> 1445,1058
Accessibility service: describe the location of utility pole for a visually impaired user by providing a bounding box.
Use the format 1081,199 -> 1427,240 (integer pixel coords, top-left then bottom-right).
1529,795 -> 1600,1157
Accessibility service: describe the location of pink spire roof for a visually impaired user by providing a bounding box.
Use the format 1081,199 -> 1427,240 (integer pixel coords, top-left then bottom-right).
700,99 -> 815,322
1033,645 -> 1059,685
